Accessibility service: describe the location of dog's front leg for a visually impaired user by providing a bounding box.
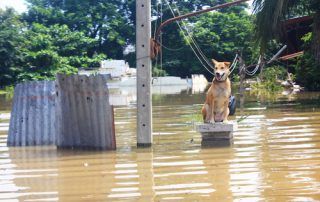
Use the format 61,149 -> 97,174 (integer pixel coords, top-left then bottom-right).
202,104 -> 212,123
222,100 -> 229,123
210,101 -> 215,123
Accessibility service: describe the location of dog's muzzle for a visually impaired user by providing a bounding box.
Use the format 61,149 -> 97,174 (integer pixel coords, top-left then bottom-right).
215,72 -> 225,81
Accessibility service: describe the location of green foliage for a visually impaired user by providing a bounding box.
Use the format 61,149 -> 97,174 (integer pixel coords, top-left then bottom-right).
4,85 -> 14,93
294,32 -> 320,90
301,32 -> 312,44
1,0 -> 320,91
232,74 -> 240,82
0,8 -> 24,86
190,113 -> 203,123
159,2 -> 255,78
253,0 -> 320,62
252,66 -> 286,92
24,0 -> 134,59
252,0 -> 320,89
152,66 -> 168,77
262,65 -> 287,81
0,86 -> 14,101
0,6 -> 107,85
194,11 -> 254,60
295,52 -> 320,90
0,1 -> 257,86
18,23 -> 105,81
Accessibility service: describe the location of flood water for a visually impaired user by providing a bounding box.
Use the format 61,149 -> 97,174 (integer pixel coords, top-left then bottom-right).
1,88 -> 320,201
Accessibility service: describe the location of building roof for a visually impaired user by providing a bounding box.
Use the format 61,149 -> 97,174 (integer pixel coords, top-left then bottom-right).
281,15 -> 313,57
284,16 -> 313,27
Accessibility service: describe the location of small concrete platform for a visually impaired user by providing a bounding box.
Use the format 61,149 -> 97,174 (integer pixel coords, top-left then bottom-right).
195,123 -> 236,147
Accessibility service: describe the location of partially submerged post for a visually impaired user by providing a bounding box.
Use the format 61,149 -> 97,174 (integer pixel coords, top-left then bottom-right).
136,0 -> 152,147
238,55 -> 246,113
196,123 -> 235,147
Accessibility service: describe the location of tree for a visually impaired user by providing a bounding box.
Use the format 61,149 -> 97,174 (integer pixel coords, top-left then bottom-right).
18,23 -> 105,81
0,8 -> 24,86
24,0 -> 134,59
194,11 -> 254,60
253,0 -> 320,63
253,0 -> 320,90
154,0 -> 253,78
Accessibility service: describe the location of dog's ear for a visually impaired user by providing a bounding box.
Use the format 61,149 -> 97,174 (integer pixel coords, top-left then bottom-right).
212,59 -> 218,66
224,62 -> 231,68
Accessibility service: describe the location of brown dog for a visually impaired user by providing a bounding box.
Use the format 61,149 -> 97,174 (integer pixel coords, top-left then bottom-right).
201,59 -> 231,123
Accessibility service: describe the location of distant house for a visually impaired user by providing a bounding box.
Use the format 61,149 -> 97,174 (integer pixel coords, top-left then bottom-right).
279,16 -> 313,61
100,60 -> 130,78
78,60 -> 136,79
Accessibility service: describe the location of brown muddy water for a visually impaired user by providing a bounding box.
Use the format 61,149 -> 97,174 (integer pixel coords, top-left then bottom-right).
1,89 -> 320,201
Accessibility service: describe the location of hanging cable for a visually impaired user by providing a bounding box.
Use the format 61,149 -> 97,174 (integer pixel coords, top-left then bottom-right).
166,1 -> 211,70
245,55 -> 262,76
153,2 -> 159,39
163,1 -> 241,76
164,0 -> 214,75
153,1 -> 160,81
160,42 -> 186,51
172,1 -> 214,69
229,54 -> 239,74
169,1 -> 239,75
155,1 -> 186,52
160,0 -> 164,79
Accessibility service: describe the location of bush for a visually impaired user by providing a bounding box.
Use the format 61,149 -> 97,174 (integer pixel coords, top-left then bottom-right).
252,66 -> 286,92
152,66 -> 168,77
294,32 -> 320,90
295,52 -> 320,90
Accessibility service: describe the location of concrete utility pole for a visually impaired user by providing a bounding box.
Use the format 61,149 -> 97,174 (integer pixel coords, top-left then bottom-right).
136,0 -> 152,147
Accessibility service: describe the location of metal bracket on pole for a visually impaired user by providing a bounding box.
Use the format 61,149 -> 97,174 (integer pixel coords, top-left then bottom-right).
136,0 -> 152,147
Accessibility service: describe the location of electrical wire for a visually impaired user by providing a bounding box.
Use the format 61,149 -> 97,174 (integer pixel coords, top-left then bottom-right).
164,0 -> 214,75
172,1 -> 214,69
245,55 -> 261,76
163,1 -> 240,76
229,54 -> 239,74
159,41 -> 186,51
170,1 -> 240,75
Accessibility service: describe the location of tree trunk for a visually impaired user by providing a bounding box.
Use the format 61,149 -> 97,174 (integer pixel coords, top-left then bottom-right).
312,10 -> 320,64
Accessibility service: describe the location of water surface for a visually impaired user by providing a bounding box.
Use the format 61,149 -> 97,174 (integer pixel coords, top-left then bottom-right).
0,89 -> 320,201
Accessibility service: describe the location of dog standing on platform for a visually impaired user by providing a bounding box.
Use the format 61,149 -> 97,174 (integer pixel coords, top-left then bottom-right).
202,59 -> 231,123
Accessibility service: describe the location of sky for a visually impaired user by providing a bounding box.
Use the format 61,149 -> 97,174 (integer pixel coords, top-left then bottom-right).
0,0 -> 27,13
0,0 -> 254,14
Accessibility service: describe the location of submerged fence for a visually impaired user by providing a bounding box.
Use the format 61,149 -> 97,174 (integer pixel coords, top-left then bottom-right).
7,81 -> 57,146
56,74 -> 116,150
7,75 -> 116,150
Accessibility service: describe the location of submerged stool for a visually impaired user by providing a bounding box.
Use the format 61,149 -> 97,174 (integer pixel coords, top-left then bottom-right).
196,123 -> 236,147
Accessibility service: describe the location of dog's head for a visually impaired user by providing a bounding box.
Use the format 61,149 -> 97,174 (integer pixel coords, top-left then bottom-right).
212,59 -> 230,81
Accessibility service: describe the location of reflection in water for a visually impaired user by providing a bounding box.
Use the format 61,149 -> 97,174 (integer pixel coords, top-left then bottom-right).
108,82 -> 207,106
1,91 -> 320,201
